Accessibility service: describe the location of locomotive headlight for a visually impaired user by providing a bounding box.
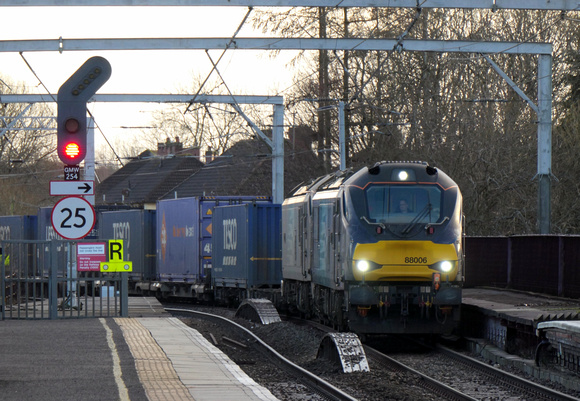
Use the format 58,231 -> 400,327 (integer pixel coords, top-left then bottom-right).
440,261 -> 453,272
356,260 -> 370,272
429,260 -> 456,273
391,168 -> 416,181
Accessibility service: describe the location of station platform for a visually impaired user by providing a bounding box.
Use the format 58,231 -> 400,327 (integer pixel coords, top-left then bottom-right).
0,297 -> 278,401
461,288 -> 580,391
462,288 -> 580,326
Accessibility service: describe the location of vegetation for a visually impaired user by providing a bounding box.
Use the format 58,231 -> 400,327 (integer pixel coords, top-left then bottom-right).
247,7 -> 580,235
2,7 -> 580,235
0,78 -> 60,215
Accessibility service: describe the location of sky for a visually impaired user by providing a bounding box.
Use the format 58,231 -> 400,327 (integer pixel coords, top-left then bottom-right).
0,6 -> 298,159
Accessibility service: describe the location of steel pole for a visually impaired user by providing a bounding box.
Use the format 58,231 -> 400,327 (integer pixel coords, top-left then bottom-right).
537,54 -> 552,234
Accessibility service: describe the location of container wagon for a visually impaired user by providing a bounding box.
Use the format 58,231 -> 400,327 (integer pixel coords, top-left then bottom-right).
155,196 -> 271,300
98,209 -> 156,294
212,203 -> 282,304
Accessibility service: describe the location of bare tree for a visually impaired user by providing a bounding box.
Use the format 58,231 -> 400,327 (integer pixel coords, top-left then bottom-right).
252,7 -> 580,235
0,76 -> 61,215
145,74 -> 281,161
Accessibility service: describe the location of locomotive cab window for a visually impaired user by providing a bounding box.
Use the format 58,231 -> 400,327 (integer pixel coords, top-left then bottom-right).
355,185 -> 442,225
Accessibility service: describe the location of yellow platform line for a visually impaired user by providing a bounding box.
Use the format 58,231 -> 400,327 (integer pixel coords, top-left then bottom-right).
116,318 -> 195,401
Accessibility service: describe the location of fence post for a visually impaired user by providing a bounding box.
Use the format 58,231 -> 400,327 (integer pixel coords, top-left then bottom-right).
506,237 -> 512,288
558,236 -> 564,297
1,241 -> 5,320
49,241 -> 59,319
120,272 -> 128,317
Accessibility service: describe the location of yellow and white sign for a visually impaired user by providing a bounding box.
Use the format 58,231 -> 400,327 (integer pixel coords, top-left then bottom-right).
100,239 -> 133,272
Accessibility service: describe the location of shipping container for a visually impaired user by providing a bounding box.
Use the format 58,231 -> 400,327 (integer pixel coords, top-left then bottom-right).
37,207 -> 65,241
156,196 -> 271,292
0,215 -> 39,276
99,209 -> 156,284
36,207 -> 75,278
157,197 -> 200,283
0,215 -> 37,241
212,203 -> 282,289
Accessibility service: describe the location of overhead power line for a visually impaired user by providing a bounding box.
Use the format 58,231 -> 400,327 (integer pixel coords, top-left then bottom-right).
184,7 -> 253,113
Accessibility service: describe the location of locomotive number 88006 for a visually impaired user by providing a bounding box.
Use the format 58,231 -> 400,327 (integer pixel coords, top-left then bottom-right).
281,161 -> 463,336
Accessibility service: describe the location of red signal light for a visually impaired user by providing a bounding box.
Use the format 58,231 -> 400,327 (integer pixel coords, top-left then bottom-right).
57,57 -> 111,166
64,143 -> 81,159
57,116 -> 85,164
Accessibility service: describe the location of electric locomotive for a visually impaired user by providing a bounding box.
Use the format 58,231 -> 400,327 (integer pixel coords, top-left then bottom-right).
281,161 -> 463,335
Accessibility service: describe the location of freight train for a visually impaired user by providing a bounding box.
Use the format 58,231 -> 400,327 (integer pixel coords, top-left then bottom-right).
0,161 -> 463,336
281,161 -> 463,335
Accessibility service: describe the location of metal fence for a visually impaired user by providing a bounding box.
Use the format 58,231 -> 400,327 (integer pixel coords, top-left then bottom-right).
464,235 -> 580,298
1,239 -> 128,320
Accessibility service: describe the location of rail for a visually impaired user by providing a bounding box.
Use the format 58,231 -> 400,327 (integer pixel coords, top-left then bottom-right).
166,307 -> 358,401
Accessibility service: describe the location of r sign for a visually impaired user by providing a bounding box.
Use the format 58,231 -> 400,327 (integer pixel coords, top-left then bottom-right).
100,239 -> 133,272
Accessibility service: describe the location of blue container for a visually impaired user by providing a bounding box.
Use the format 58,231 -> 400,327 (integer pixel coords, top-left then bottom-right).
99,209 -> 156,281
0,215 -> 37,241
199,196 -> 271,275
212,203 -> 281,289
157,197 -> 200,282
157,196 -> 271,282
0,215 -> 39,276
37,207 -> 65,240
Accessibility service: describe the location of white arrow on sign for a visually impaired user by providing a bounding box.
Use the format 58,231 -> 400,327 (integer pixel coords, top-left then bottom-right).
51,196 -> 96,240
50,180 -> 94,196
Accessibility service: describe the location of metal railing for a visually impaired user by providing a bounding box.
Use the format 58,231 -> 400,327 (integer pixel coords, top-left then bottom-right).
1,239 -> 128,320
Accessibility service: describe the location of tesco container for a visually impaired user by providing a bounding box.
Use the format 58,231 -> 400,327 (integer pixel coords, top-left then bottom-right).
37,207 -> 65,241
0,215 -> 37,241
99,209 -> 156,282
212,203 -> 281,289
0,215 -> 39,277
157,196 -> 271,283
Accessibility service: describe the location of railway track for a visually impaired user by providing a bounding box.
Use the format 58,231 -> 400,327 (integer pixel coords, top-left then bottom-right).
434,344 -> 579,401
166,305 -> 579,401
367,337 -> 578,401
301,319 -> 477,400
166,307 -> 357,401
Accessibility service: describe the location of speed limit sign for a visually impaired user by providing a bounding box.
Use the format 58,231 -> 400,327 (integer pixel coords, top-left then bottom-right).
51,196 -> 96,240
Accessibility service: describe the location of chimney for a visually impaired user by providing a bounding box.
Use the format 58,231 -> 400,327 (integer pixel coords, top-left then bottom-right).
205,147 -> 214,163
157,137 -> 183,156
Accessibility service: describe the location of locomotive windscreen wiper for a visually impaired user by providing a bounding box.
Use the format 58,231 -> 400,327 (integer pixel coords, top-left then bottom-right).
401,203 -> 432,235
360,215 -> 385,229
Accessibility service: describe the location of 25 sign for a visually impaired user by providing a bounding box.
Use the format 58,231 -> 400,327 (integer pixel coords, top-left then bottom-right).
51,196 -> 96,240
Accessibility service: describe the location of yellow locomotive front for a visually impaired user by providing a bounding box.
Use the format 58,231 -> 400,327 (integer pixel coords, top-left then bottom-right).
343,161 -> 463,335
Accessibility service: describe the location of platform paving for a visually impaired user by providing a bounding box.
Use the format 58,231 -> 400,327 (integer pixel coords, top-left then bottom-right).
462,288 -> 580,325
0,297 -> 278,401
462,288 -> 580,393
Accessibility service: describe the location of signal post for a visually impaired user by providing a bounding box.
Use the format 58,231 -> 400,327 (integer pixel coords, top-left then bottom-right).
51,56 -> 111,241
56,56 -> 111,169
49,57 -> 113,310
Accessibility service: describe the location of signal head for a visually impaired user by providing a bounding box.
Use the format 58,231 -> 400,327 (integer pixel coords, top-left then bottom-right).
57,108 -> 86,165
56,56 -> 112,166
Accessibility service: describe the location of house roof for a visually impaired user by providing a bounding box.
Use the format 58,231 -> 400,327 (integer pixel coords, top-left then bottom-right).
162,140 -> 271,198
160,138 -> 324,200
96,155 -> 204,206
97,137 -> 324,206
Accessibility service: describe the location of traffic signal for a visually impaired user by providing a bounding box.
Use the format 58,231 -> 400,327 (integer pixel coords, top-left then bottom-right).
57,102 -> 87,165
57,56 -> 111,165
